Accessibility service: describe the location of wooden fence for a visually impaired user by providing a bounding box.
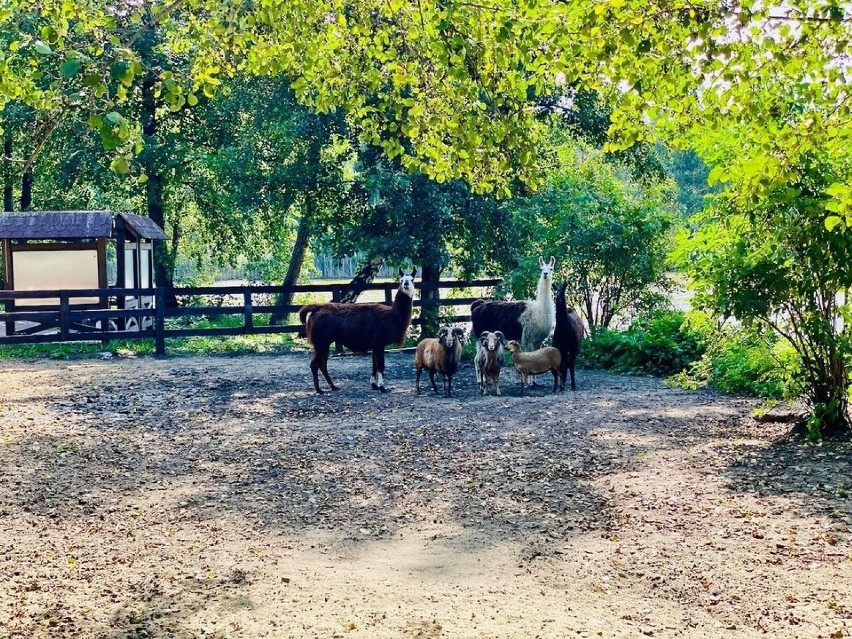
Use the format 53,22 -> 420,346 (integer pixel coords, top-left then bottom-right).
0,279 -> 501,355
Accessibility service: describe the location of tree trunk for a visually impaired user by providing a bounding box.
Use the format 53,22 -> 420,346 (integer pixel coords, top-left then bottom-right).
419,262 -> 442,339
141,67 -> 176,304
338,256 -> 384,303
270,213 -> 311,325
806,354 -> 850,439
3,133 -> 13,212
20,167 -> 32,211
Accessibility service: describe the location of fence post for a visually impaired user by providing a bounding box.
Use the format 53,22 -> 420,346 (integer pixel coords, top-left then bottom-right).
59,291 -> 71,340
155,286 -> 166,356
243,287 -> 253,333
384,285 -> 393,305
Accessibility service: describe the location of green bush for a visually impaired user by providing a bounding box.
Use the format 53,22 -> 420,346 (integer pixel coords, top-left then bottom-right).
669,327 -> 798,399
581,310 -> 705,376
582,309 -> 799,400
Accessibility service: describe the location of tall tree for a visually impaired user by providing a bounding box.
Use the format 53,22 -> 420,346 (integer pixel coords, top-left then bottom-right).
679,154 -> 852,437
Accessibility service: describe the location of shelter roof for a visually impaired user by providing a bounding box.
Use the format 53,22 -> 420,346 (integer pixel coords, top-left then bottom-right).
0,211 -> 166,240
119,213 -> 167,240
0,211 -> 114,239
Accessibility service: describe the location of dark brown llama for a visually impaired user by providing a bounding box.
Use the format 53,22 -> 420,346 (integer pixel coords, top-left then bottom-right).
552,282 -> 585,391
298,267 -> 417,393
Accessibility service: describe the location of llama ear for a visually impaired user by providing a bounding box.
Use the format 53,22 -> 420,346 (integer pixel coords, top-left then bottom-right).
539,256 -> 544,267
398,266 -> 404,278
549,256 -> 555,267
410,266 -> 417,278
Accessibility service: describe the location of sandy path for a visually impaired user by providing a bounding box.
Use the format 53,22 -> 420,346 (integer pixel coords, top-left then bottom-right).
0,353 -> 849,638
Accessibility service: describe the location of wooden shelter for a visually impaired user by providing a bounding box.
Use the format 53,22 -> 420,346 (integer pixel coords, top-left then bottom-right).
0,210 -> 166,334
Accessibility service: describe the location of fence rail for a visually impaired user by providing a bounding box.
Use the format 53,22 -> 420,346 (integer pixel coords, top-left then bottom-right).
0,279 -> 501,355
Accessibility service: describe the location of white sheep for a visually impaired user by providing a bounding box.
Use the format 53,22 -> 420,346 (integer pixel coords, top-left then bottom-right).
475,330 -> 506,396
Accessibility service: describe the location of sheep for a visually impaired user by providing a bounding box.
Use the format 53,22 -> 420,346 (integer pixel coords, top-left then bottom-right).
299,267 -> 417,393
414,326 -> 465,397
471,256 -> 556,385
505,340 -> 563,396
552,282 -> 585,391
475,330 -> 506,396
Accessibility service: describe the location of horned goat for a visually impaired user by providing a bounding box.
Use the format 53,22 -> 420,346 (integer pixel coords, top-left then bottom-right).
475,330 -> 506,396
414,326 -> 465,397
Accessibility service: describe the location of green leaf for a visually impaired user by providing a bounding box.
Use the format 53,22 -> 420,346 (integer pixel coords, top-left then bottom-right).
105,111 -> 122,125
60,59 -> 82,77
110,157 -> 130,175
824,215 -> 843,231
34,41 -> 52,55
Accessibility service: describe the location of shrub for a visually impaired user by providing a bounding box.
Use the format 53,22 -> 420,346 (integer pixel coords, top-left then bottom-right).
669,327 -> 799,399
581,310 -> 705,376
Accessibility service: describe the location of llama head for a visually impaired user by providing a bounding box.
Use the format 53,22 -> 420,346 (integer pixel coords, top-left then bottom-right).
556,282 -> 567,302
538,256 -> 556,281
397,266 -> 417,298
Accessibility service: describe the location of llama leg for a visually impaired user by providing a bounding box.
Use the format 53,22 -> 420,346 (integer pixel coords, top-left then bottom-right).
559,358 -> 569,392
371,349 -> 380,390
310,344 -> 336,393
309,349 -> 323,394
373,347 -> 388,392
569,353 -> 577,391
318,345 -> 338,391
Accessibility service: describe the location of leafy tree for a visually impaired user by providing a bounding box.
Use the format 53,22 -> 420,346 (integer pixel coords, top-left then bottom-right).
677,154 -> 852,437
505,141 -> 677,331
189,77 -> 354,318
1,2 -> 847,206
317,147 -> 509,335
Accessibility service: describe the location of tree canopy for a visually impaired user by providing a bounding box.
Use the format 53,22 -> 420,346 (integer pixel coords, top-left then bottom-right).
1,1 -> 848,201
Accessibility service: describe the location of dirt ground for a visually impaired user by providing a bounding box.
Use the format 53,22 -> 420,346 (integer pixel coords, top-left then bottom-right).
0,352 -> 850,639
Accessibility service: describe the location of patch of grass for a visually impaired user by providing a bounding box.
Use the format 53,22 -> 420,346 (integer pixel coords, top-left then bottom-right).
0,312 -> 303,360
0,340 -> 155,360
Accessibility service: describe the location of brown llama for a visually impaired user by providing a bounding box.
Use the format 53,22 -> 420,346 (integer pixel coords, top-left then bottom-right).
552,282 -> 584,391
298,267 -> 417,393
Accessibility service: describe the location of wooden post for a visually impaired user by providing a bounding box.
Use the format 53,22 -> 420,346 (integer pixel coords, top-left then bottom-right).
384,285 -> 393,305
155,286 -> 166,356
115,215 -> 126,330
243,287 -> 253,332
59,291 -> 70,340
